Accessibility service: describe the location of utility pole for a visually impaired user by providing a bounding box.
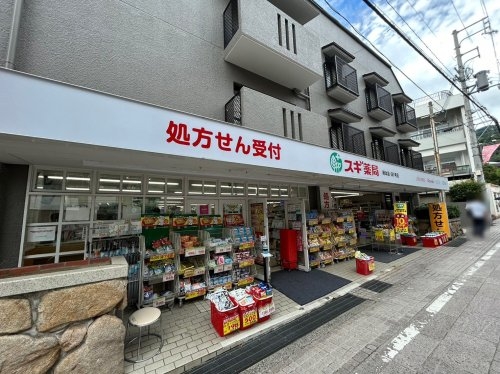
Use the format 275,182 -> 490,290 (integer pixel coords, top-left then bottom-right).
428,102 -> 445,202
452,27 -> 485,185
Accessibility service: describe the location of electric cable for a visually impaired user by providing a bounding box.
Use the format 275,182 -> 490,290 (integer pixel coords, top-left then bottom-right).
362,0 -> 500,133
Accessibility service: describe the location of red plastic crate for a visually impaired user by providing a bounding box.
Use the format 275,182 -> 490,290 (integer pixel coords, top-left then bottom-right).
422,237 -> 439,248
210,301 -> 240,337
401,236 -> 417,246
253,295 -> 274,323
236,300 -> 258,330
356,257 -> 374,275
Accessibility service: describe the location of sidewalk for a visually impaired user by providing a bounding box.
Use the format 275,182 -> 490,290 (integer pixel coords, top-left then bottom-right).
123,231 -> 480,374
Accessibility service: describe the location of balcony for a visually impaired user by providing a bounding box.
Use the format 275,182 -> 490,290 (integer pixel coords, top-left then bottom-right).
425,165 -> 472,178
393,93 -> 416,133
323,58 -> 359,103
365,84 -> 393,121
394,104 -> 417,133
225,86 -> 328,144
223,0 -> 322,90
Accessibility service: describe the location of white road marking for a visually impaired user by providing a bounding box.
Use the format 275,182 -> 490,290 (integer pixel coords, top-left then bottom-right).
380,244 -> 498,363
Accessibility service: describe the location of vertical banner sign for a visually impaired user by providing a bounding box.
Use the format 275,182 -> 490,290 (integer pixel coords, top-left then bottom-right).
428,203 -> 451,238
319,187 -> 331,211
393,202 -> 409,234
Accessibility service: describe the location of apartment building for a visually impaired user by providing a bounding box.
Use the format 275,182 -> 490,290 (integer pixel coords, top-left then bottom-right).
0,0 -> 448,268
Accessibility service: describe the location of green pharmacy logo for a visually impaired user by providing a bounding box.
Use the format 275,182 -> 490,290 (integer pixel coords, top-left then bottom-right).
330,152 -> 343,173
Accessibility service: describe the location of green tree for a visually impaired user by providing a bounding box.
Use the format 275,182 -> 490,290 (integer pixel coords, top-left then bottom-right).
448,180 -> 483,202
483,163 -> 500,185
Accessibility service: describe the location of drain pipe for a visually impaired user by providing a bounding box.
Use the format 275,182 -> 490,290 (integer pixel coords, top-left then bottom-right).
5,0 -> 24,69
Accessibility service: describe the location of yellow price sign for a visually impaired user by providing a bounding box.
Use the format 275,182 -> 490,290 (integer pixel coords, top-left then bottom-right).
368,262 -> 375,271
242,310 -> 258,327
222,315 -> 240,335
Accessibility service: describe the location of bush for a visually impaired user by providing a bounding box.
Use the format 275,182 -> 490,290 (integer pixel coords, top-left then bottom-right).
448,180 -> 483,202
447,204 -> 461,219
413,205 -> 430,220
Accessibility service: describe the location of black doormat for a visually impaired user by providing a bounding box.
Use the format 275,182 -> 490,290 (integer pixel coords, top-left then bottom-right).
270,269 -> 351,305
185,293 -> 366,374
360,279 -> 392,293
360,246 -> 422,263
444,237 -> 468,247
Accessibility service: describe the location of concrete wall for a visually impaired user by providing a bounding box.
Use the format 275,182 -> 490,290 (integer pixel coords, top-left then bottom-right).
0,164 -> 28,269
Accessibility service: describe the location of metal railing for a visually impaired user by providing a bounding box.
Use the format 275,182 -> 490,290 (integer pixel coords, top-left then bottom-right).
411,124 -> 463,140
323,56 -> 359,96
412,151 -> 424,171
365,84 -> 393,115
223,0 -> 239,48
413,90 -> 452,106
425,165 -> 471,176
383,139 -> 401,165
225,92 -> 241,125
394,103 -> 416,128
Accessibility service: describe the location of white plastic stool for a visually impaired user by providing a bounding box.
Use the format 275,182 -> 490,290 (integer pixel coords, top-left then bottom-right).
124,307 -> 163,363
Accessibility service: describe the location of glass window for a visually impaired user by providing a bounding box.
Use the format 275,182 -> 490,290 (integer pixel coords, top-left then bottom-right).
34,169 -> 63,191
27,195 -> 61,223
220,182 -> 232,196
122,196 -> 143,220
122,175 -> 142,193
23,225 -> 58,259
258,185 -> 269,197
65,171 -> 91,192
60,224 -> 88,253
166,178 -> 183,195
95,196 -> 119,220
98,174 -> 121,193
280,186 -> 289,197
147,177 -> 166,194
204,181 -> 217,195
270,185 -> 280,197
165,197 -> 184,215
290,186 -> 298,198
145,196 -> 165,214
64,196 -> 91,221
188,180 -> 203,195
233,182 -> 245,196
247,184 -> 258,196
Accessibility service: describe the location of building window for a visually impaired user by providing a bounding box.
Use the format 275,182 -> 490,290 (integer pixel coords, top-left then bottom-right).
330,122 -> 366,156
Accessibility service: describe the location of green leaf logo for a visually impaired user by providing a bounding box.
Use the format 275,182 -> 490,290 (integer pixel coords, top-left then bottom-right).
330,152 -> 343,173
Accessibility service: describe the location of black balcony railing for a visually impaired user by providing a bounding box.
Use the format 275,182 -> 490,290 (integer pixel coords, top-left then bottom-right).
366,84 -> 393,115
225,93 -> 241,125
223,0 -> 239,48
394,103 -> 417,127
329,123 -> 366,156
412,151 -> 424,171
323,56 -> 359,96
371,138 -> 384,161
400,147 -> 412,167
384,139 -> 400,165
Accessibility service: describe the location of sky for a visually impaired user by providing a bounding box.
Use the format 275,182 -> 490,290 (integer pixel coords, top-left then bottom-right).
317,0 -> 500,130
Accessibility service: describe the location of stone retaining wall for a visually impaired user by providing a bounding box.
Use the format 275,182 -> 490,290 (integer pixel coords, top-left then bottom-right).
0,278 -> 128,374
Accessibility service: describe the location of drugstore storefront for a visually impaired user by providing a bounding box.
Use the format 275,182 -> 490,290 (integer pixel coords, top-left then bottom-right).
0,69 -> 449,275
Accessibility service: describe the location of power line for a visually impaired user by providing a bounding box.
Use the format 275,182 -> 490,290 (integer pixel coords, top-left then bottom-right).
450,0 -> 471,38
384,0 -> 456,79
362,0 -> 500,133
321,0 -> 447,113
404,0 -> 438,39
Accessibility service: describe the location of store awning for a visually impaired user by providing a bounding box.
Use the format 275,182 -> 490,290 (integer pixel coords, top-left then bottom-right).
369,126 -> 396,138
328,108 -> 363,123
0,68 -> 449,193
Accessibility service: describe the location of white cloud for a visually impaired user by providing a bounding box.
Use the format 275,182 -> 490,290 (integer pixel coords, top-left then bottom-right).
321,0 -> 500,127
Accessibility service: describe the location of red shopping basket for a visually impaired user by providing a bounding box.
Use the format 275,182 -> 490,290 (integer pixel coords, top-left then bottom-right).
210,300 -> 240,337
253,295 -> 274,323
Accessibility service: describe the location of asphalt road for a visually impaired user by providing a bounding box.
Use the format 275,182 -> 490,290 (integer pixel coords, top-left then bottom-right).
243,226 -> 500,374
